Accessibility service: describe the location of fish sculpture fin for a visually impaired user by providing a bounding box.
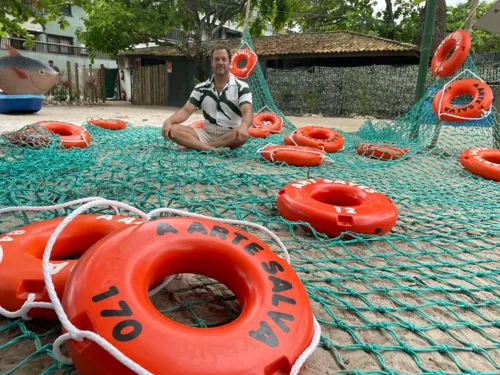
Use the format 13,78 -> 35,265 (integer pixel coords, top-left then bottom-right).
10,66 -> 28,79
4,44 -> 21,56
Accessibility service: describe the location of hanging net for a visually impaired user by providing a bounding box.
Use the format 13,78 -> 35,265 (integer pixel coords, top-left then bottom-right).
1,28 -> 499,374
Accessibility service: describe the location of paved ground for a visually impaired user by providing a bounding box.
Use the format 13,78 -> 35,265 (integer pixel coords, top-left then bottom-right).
0,101 -> 381,133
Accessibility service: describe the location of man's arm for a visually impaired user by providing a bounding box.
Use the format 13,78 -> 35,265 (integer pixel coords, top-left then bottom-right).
240,103 -> 253,130
162,102 -> 197,139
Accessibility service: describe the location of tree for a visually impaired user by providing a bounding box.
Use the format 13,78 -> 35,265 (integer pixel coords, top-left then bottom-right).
415,0 -> 447,54
293,0 -> 377,34
375,0 -> 421,43
79,0 -> 292,80
447,0 -> 500,53
0,0 -> 88,46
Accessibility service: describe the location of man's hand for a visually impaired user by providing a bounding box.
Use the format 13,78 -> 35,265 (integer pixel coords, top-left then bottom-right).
234,126 -> 249,145
162,121 -> 172,140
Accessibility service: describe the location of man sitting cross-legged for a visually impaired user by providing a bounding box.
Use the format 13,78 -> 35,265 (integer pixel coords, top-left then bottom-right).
162,45 -> 253,152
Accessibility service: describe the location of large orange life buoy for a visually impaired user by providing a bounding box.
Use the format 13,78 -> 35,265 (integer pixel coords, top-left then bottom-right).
356,142 -> 408,161
286,126 -> 344,153
230,49 -> 258,79
35,121 -> 91,148
63,217 -> 314,375
0,214 -> 141,319
460,147 -> 500,181
432,79 -> 494,122
87,119 -> 127,130
277,178 -> 398,237
260,144 -> 326,167
249,112 -> 283,138
431,30 -> 471,78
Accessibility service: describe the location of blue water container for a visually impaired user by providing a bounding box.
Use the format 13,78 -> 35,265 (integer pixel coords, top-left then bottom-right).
0,94 -> 44,114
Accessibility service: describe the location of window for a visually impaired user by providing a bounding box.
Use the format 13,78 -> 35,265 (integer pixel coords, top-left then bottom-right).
47,35 -> 73,55
60,4 -> 72,16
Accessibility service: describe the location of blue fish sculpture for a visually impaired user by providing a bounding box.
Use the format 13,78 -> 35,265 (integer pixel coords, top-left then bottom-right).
0,44 -> 60,95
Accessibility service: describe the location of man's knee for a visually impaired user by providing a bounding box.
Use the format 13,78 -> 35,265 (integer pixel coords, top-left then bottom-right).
230,137 -> 248,149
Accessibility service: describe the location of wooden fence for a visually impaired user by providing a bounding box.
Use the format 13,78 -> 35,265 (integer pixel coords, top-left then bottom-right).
132,65 -> 167,105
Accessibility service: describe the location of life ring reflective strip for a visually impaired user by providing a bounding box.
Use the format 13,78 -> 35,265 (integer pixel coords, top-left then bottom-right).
35,121 -> 91,148
260,144 -> 325,167
356,142 -> 408,161
432,79 -> 494,122
230,49 -> 258,79
460,147 -> 500,181
63,217 -> 314,375
286,125 -> 344,153
87,119 -> 127,130
277,178 -> 398,238
431,30 -> 471,78
0,215 -> 140,320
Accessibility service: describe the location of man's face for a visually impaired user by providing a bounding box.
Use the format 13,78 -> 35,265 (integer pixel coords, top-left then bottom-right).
212,49 -> 230,77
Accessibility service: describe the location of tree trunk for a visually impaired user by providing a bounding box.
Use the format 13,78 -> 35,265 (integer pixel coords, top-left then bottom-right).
415,0 -> 447,55
385,0 -> 395,40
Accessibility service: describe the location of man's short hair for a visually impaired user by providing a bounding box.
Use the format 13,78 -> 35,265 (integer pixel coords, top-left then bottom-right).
48,60 -> 54,64
210,45 -> 232,62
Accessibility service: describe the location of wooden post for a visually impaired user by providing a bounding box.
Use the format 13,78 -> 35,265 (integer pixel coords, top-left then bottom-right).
74,63 -> 79,100
89,64 -> 94,102
464,0 -> 480,30
100,64 -> 106,103
83,65 -> 87,101
66,61 -> 72,99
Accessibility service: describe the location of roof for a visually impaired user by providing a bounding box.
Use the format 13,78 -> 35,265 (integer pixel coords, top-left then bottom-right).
120,31 -> 419,58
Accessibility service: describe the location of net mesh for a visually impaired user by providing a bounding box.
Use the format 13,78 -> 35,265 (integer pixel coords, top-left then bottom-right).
1,28 -> 500,374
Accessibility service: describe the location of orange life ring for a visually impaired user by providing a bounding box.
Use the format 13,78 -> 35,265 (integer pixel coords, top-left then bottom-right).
35,121 -> 91,148
290,126 -> 344,153
356,142 -> 408,161
187,120 -> 204,128
460,147 -> 500,182
260,144 -> 325,167
249,112 -> 283,138
87,119 -> 127,130
63,217 -> 314,375
277,178 -> 398,237
0,214 -> 141,320
431,30 -> 471,78
432,79 -> 494,122
230,49 -> 258,79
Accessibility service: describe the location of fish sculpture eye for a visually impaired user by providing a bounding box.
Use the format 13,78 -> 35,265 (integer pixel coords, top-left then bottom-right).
39,69 -> 45,75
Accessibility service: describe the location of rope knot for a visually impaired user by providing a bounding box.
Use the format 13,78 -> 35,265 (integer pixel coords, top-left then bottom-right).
494,321 -> 500,328
404,304 -> 416,312
466,343 -> 481,354
363,344 -> 377,353
406,323 -> 417,332
375,322 -> 388,329
24,331 -> 38,341
438,344 -> 451,354
376,306 -> 388,314
401,343 -> 413,354
437,322 -> 450,330
335,319 -> 348,331
346,288 -> 358,296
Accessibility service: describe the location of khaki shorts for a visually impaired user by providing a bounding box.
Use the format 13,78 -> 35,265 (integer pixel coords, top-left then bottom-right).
193,123 -> 234,144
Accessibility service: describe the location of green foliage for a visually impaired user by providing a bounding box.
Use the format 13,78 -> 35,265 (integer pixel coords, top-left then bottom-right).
447,0 -> 500,53
0,0 -> 88,47
374,0 -> 421,42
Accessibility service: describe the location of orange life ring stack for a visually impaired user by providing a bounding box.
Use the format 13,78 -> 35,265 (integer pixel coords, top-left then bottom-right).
230,49 -> 258,79
34,121 -> 91,148
62,217 -> 315,375
0,215 -> 141,319
432,79 -> 494,122
284,125 -> 344,153
356,142 -> 408,161
260,144 -> 326,167
460,147 -> 500,181
87,119 -> 127,130
277,178 -> 398,238
431,30 -> 471,78
249,112 -> 283,138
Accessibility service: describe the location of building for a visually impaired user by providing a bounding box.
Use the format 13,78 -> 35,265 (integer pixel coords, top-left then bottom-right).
119,31 -> 420,107
0,3 -> 117,71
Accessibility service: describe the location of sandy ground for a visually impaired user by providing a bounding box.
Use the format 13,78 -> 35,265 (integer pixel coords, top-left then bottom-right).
0,101 -> 369,133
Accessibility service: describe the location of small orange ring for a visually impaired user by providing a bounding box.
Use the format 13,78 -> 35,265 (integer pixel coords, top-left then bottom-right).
260,144 -> 325,167
291,126 -> 344,153
230,49 -> 258,79
35,121 -> 91,148
356,142 -> 408,161
87,119 -> 127,130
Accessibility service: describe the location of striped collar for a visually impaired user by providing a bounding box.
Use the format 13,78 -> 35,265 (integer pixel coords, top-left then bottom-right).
209,73 -> 236,90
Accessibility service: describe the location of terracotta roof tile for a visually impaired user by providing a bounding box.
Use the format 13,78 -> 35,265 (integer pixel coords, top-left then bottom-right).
121,31 -> 418,57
